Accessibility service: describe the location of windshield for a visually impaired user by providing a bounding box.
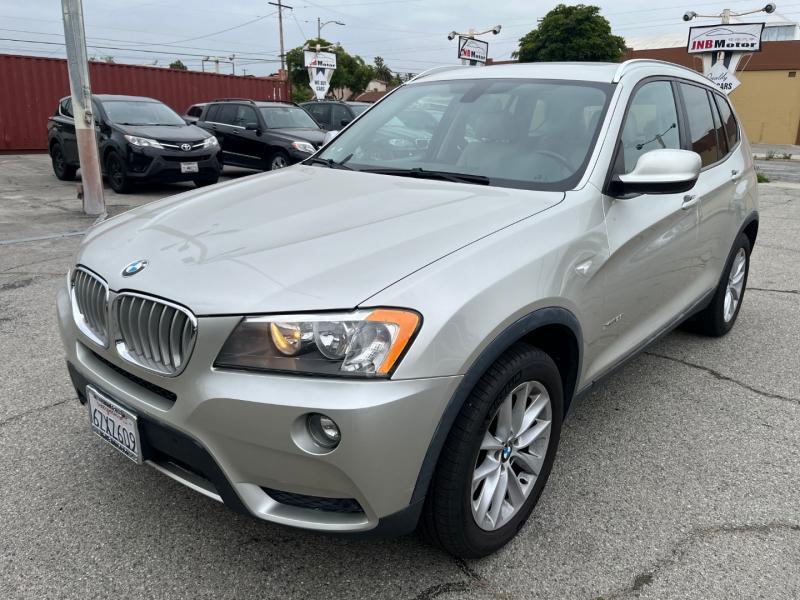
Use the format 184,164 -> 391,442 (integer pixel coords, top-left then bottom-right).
260,106 -> 319,129
316,78 -> 611,190
102,100 -> 185,126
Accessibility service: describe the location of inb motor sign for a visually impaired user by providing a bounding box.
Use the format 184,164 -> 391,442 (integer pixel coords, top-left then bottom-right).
687,23 -> 765,53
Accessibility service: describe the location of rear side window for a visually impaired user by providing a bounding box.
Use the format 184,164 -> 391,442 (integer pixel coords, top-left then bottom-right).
709,93 -> 728,157
216,104 -> 239,125
680,83 -> 719,167
619,81 -> 681,174
713,94 -> 739,152
59,98 -> 73,118
331,103 -> 350,127
187,105 -> 203,117
205,104 -> 220,122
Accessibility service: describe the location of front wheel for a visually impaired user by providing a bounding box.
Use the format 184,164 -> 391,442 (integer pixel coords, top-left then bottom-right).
105,151 -> 132,193
266,151 -> 289,171
687,232 -> 751,337
420,342 -> 563,558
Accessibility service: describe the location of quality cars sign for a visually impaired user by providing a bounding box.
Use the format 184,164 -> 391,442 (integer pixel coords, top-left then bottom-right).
687,23 -> 765,53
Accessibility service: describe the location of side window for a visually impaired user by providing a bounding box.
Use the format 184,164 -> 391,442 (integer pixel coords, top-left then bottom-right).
235,106 -> 258,128
619,81 -> 681,174
216,104 -> 239,125
713,94 -> 739,152
305,103 -> 330,127
187,105 -> 202,117
60,98 -> 73,118
709,91 -> 728,158
331,104 -> 350,127
680,83 -> 719,168
204,104 -> 219,122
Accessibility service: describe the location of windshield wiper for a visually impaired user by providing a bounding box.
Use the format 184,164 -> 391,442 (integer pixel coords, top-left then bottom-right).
305,154 -> 354,170
361,167 -> 490,185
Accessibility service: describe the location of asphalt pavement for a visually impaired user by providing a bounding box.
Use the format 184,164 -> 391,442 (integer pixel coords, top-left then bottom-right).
1,155 -> 798,599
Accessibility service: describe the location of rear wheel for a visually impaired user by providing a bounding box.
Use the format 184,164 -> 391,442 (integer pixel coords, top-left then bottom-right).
687,232 -> 751,337
51,143 -> 77,181
420,342 -> 563,558
105,151 -> 132,193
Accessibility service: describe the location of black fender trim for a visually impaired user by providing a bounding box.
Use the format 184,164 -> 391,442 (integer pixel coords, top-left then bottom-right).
409,306 -> 583,505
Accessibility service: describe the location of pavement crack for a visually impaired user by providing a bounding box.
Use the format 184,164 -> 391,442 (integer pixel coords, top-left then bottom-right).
409,557 -> 502,600
645,351 -> 800,405
748,286 -> 800,295
0,397 -> 72,428
599,522 -> 800,599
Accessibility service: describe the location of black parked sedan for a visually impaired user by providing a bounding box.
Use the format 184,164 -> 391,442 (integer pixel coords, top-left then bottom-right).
48,95 -> 221,193
194,99 -> 325,171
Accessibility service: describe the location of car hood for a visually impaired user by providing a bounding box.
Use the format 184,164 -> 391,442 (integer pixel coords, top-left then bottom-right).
268,127 -> 326,145
77,167 -> 563,315
115,123 -> 210,141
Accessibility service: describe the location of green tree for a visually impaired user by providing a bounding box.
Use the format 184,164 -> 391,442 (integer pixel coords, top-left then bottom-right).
513,4 -> 626,63
169,59 -> 188,70
286,39 -> 375,99
372,56 -> 392,83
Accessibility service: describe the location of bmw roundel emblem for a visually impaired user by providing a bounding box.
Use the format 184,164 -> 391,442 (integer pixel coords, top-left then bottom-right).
180,143 -> 192,151
122,259 -> 148,277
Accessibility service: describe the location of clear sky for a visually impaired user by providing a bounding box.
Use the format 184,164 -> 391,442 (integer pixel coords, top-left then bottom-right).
1,0 -> 797,76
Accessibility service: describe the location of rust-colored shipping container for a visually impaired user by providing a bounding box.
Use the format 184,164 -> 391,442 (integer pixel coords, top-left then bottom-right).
0,54 -> 291,152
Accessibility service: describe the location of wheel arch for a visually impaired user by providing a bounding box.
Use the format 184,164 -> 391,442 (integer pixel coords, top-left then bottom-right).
742,212 -> 759,249
410,306 -> 582,504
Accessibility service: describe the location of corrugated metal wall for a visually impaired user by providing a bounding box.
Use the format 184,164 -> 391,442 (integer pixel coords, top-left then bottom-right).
0,54 -> 291,152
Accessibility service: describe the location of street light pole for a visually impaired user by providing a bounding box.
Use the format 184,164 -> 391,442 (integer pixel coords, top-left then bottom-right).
61,0 -> 105,217
317,18 -> 345,40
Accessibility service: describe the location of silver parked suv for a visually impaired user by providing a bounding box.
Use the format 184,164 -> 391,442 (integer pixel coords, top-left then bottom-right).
57,60 -> 758,558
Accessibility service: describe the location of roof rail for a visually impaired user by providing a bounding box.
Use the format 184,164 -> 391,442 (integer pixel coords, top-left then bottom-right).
408,65 -> 472,83
612,59 -> 700,83
212,98 -> 257,103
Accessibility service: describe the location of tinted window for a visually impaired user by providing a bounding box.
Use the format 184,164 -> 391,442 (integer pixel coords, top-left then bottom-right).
619,81 -> 681,174
216,104 -> 239,125
317,78 -> 612,191
59,98 -> 73,118
709,93 -> 727,158
101,100 -> 185,126
331,104 -> 351,127
304,103 -> 330,127
205,104 -> 220,122
680,83 -> 719,167
259,106 -> 318,129
713,94 -> 739,151
236,106 -> 258,128
187,105 -> 203,117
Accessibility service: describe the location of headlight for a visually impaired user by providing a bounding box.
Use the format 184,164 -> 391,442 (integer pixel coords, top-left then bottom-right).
124,134 -> 163,149
291,140 -> 315,154
203,135 -> 218,148
215,308 -> 421,378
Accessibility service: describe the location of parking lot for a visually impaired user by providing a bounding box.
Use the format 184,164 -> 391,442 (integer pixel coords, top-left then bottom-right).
1,154 -> 798,599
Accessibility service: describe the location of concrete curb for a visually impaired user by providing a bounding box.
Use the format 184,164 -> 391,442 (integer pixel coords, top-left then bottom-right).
753,153 -> 800,161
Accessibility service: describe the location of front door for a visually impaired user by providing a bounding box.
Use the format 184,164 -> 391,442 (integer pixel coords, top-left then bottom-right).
595,80 -> 701,377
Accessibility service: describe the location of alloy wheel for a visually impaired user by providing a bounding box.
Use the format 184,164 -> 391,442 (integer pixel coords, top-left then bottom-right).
271,155 -> 288,170
471,380 -> 552,531
723,248 -> 747,322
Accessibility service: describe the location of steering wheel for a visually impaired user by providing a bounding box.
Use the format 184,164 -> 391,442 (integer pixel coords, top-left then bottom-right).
528,149 -> 574,173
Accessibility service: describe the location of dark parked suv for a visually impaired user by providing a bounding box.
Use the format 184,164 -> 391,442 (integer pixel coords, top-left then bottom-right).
194,99 -> 325,170
48,95 -> 221,193
301,100 -> 370,130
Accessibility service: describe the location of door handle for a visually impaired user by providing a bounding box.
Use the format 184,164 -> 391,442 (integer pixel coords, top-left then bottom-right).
731,169 -> 742,181
682,194 -> 699,209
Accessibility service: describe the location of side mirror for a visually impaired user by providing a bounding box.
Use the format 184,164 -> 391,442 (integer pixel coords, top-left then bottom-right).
340,118 -> 352,127
244,122 -> 260,131
323,130 -> 339,145
614,149 -> 701,195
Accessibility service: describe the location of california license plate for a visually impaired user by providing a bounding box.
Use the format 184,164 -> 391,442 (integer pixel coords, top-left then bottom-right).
180,162 -> 199,173
87,386 -> 142,464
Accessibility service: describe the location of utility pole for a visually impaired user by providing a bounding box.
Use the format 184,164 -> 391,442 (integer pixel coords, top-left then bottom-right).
61,0 -> 105,216
268,0 -> 292,74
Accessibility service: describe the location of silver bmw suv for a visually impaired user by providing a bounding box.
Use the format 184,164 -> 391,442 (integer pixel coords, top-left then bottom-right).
57,60 -> 758,558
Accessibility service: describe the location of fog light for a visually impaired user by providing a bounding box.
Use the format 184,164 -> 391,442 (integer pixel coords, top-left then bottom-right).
307,413 -> 340,449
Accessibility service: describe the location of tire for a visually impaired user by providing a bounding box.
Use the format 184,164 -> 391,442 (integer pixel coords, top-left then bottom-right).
688,232 -> 751,337
266,150 -> 289,171
51,143 -> 77,181
193,174 -> 219,188
105,151 -> 133,193
420,342 -> 563,558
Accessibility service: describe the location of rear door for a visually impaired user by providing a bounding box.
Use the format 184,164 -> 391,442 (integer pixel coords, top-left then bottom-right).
678,83 -> 747,293
304,102 -> 332,129
599,79 -> 701,371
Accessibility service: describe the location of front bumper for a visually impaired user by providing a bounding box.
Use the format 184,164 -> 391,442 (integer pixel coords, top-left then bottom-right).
124,146 -> 221,182
57,284 -> 459,534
